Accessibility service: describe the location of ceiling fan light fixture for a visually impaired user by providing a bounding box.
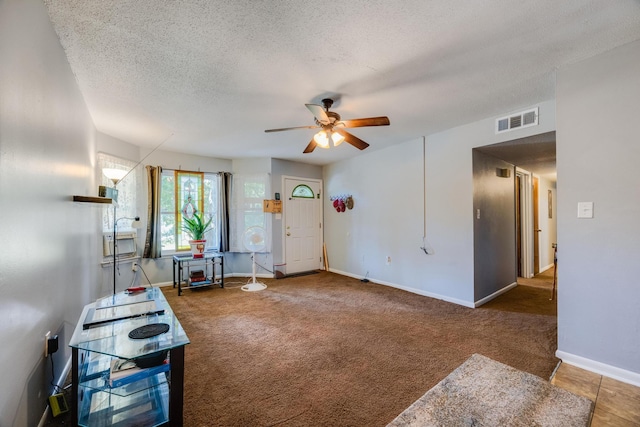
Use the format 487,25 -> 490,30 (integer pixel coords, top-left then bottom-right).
265,98 -> 389,153
313,130 -> 330,148
331,131 -> 345,146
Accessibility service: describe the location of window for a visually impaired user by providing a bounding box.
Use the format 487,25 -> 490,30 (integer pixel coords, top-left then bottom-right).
292,184 -> 314,198
160,170 -> 220,253
97,153 -> 139,232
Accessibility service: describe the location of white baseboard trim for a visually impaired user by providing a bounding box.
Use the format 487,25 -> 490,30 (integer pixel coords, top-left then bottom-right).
153,272 -> 272,288
540,263 -> 554,273
556,350 -> 640,387
225,273 -> 272,279
37,409 -> 48,427
328,268 -> 475,308
474,282 -> 517,307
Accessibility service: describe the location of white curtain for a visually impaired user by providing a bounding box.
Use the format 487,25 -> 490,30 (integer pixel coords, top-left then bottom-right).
97,152 -> 141,231
229,173 -> 271,253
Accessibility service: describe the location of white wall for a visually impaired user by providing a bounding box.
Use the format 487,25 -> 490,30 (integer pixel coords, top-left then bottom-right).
324,100 -> 556,307
143,147 -> 232,173
97,132 -> 142,163
324,139 -> 424,289
0,0 -> 101,425
556,39 -> 640,383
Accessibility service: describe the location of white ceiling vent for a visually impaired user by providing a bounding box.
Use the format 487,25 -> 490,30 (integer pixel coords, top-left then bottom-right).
496,107 -> 539,134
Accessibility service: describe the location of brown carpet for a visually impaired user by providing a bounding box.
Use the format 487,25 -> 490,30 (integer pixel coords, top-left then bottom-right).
160,271 -> 558,426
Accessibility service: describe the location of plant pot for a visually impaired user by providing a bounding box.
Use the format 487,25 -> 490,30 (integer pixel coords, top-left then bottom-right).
189,239 -> 206,258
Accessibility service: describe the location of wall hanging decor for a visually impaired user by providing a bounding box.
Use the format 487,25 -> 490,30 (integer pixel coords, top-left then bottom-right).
330,195 -> 353,212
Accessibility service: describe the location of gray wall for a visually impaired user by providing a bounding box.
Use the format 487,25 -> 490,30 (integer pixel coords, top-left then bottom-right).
473,151 -> 517,301
556,39 -> 640,377
0,0 -> 101,425
324,101 -> 556,307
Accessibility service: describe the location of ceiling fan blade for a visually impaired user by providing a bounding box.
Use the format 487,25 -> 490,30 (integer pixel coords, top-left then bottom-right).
305,104 -> 330,125
265,125 -> 318,133
334,129 -> 369,150
339,116 -> 390,128
303,138 -> 317,154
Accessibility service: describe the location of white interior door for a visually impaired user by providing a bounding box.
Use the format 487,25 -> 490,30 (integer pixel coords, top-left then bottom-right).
283,177 -> 322,274
516,168 -> 534,278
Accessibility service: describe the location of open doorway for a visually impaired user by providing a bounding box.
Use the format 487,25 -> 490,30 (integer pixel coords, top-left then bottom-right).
473,131 -> 557,301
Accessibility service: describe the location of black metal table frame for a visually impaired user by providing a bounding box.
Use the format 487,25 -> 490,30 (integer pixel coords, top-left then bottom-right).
173,253 -> 224,296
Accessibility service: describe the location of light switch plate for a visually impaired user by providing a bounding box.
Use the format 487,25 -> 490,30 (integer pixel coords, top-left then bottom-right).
577,202 -> 594,218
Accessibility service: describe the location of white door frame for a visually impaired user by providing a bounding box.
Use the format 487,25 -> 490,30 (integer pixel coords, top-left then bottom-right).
281,175 -> 324,273
516,167 -> 534,278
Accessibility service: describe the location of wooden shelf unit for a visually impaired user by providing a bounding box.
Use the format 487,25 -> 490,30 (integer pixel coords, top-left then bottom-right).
73,195 -> 113,204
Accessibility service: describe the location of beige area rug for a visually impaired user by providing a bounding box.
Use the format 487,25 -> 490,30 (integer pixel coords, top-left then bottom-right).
387,354 -> 593,427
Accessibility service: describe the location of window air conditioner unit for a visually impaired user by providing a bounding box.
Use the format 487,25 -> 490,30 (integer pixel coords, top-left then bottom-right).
103,232 -> 137,258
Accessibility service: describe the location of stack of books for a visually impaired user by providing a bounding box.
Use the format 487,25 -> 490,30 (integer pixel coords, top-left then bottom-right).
189,270 -> 209,286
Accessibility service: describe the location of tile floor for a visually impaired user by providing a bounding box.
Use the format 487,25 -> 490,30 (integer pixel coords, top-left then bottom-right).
551,362 -> 640,426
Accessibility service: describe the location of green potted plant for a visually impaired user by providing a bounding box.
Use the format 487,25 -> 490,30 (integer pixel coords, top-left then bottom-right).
182,212 -> 213,258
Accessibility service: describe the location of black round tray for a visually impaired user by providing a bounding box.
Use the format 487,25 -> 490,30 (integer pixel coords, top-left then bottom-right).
128,323 -> 170,339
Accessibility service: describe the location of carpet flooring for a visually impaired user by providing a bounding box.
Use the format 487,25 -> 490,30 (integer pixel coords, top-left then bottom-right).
159,271 -> 558,426
44,271 -> 558,426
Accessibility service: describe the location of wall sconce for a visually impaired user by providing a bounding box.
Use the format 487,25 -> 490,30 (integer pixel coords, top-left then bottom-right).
330,195 -> 354,212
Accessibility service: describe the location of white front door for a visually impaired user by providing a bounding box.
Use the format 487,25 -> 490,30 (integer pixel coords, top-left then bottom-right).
283,177 -> 322,275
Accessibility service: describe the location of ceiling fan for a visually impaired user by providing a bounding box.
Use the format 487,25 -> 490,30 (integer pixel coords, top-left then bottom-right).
265,98 -> 390,153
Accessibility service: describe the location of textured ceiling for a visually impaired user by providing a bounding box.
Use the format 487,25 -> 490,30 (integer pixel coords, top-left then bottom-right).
44,0 -> 640,167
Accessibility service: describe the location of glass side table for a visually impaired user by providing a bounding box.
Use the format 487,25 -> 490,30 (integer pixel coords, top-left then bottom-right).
69,287 -> 190,426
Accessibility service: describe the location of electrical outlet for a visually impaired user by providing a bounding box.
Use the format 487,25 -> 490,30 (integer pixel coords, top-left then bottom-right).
47,335 -> 59,355
386,256 -> 391,265
131,263 -> 138,272
45,331 -> 51,358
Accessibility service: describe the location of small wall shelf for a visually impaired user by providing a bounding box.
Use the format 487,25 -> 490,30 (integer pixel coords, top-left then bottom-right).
73,195 -> 113,204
